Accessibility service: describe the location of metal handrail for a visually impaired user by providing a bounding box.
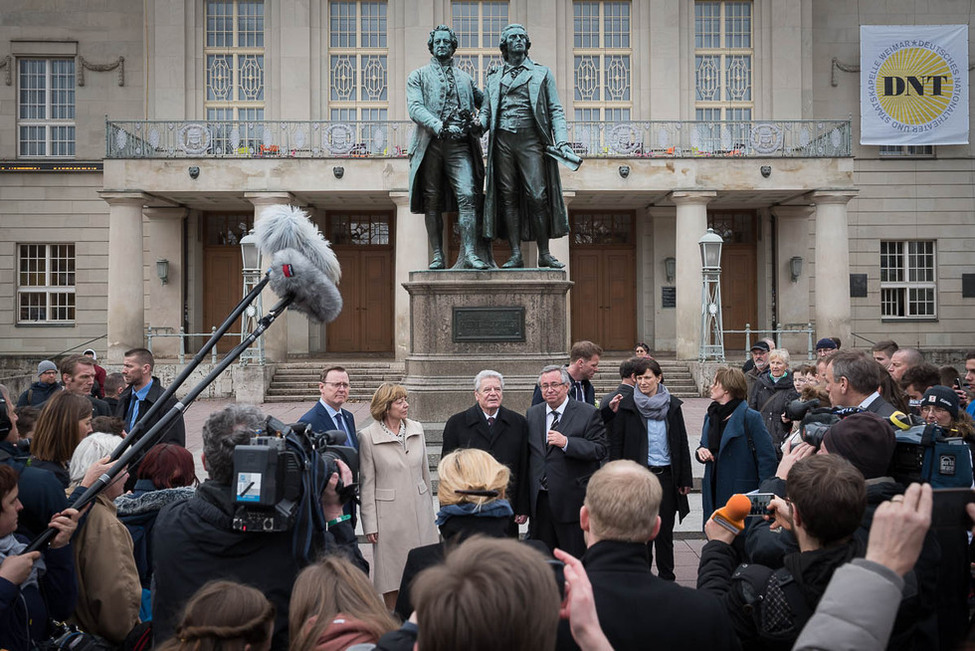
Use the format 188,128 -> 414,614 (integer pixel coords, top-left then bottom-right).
146,326 -> 261,365
723,322 -> 816,360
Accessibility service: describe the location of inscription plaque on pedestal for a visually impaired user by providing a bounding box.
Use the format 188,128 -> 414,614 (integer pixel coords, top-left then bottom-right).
453,306 -> 525,342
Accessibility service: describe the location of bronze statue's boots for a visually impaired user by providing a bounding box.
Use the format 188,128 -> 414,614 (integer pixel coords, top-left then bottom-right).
502,247 -> 524,268
538,250 -> 564,269
425,211 -> 445,269
457,214 -> 488,270
429,250 -> 445,269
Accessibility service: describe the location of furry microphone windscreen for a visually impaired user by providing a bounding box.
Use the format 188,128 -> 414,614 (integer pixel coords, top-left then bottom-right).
254,205 -> 342,284
268,248 -> 343,323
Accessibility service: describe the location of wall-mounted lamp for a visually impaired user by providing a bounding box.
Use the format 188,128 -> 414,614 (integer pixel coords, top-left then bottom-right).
333,166 -> 344,179
790,256 -> 803,282
618,165 -> 630,179
156,259 -> 169,285
664,257 -> 676,283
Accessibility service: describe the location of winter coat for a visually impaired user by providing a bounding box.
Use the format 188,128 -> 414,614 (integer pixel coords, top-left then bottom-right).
0,535 -> 77,651
358,419 -> 438,594
16,381 -> 61,408
607,392 -> 693,521
71,493 -> 141,644
747,371 -> 798,448
151,480 -> 367,651
115,479 -> 195,588
698,401 -> 777,520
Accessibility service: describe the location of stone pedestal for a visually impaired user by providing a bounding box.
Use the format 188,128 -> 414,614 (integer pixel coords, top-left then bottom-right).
403,269 -> 573,421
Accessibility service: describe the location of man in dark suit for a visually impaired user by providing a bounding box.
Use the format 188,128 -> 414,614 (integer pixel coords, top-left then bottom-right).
115,347 -> 185,445
531,340 -> 602,406
442,370 -> 530,536
556,460 -> 736,651
299,365 -> 358,525
527,365 -> 606,557
598,357 -> 638,409
60,354 -> 112,417
826,350 -> 898,421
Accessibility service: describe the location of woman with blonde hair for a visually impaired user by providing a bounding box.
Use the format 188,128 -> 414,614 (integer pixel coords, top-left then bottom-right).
358,383 -> 437,610
156,580 -> 275,651
288,555 -> 398,651
393,448 -> 548,620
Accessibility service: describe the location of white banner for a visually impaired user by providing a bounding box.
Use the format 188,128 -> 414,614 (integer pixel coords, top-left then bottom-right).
860,25 -> 968,145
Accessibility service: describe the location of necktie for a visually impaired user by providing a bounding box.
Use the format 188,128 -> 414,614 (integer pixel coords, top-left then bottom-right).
334,412 -> 352,447
549,411 -> 560,431
487,416 -> 495,427
574,381 -> 584,402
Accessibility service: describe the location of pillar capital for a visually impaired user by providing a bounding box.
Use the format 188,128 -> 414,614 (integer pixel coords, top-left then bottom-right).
144,207 -> 189,221
809,189 -> 858,205
670,190 -> 717,206
389,191 -> 410,208
562,191 -> 576,206
98,191 -> 152,207
770,205 -> 814,220
244,192 -> 296,208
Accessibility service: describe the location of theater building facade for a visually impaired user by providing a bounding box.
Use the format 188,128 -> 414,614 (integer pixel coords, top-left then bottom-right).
0,0 -> 972,368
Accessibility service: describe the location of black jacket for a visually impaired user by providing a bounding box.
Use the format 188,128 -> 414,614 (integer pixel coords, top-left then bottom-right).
747,371 -> 797,447
442,404 -> 530,517
152,480 -> 368,650
556,541 -> 738,651
606,392 -> 693,521
16,381 -> 60,408
115,377 -> 185,446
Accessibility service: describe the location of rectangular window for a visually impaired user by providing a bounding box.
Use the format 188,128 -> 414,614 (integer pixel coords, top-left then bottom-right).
573,1 -> 631,120
18,244 -> 76,324
205,0 -> 265,154
18,58 -> 76,158
694,1 -> 752,121
328,1 -> 388,125
878,145 -> 935,158
452,1 -> 508,87
880,241 -> 937,319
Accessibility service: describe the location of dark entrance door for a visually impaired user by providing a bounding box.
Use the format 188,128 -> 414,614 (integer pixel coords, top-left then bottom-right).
203,213 -> 253,353
708,211 -> 758,352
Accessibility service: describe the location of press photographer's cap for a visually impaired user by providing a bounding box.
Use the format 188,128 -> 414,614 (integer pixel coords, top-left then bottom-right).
815,338 -> 838,351
37,360 -> 57,376
921,385 -> 959,419
750,341 -> 770,353
822,411 -> 895,479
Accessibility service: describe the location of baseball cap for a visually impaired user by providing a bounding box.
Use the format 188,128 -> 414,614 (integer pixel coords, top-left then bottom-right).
750,341 -> 770,353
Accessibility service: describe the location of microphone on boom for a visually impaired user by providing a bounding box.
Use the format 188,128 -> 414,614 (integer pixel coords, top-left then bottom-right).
268,248 -> 343,324
254,204 -> 341,284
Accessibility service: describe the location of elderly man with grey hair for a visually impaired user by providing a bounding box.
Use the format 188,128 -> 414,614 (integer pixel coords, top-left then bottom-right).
151,404 -> 367,650
526,364 -> 607,557
442,370 -> 531,537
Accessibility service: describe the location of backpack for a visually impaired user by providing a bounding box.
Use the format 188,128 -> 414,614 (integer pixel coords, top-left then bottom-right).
733,563 -> 814,648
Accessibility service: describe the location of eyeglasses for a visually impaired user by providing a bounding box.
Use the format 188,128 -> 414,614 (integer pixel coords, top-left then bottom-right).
323,382 -> 350,389
539,383 -> 566,391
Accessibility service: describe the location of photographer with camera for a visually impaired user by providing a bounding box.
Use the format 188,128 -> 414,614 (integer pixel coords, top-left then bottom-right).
151,405 -> 367,651
745,410 -> 940,649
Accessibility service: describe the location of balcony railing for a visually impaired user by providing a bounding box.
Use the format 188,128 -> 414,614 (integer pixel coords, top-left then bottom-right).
105,119 -> 851,159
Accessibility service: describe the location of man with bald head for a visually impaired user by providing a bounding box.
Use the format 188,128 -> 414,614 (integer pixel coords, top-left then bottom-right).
555,460 -> 734,651
888,347 -> 924,383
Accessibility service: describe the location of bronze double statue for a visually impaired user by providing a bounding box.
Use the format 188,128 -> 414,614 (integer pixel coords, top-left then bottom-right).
408,24 -> 581,270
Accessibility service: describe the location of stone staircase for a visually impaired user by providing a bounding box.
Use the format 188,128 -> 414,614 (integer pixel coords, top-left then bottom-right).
590,356 -> 701,400
264,360 -> 406,403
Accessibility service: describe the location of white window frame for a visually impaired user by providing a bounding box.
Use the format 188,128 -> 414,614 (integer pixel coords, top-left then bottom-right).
452,1 -> 508,88
694,1 -> 753,122
17,243 -> 76,325
17,58 -> 76,159
880,240 -> 938,320
327,1 -> 388,122
878,145 -> 935,158
572,1 -> 632,122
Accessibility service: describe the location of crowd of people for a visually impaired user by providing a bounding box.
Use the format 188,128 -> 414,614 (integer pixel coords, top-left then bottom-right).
1,338 -> 974,651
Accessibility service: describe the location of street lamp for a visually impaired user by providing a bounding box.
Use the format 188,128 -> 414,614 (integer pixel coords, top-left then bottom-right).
239,230 -> 264,365
699,228 -> 726,362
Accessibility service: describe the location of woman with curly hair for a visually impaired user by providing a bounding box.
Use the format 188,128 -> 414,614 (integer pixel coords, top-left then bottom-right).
156,580 -> 275,651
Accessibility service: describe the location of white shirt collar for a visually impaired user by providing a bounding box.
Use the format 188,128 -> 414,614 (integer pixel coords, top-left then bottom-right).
858,391 -> 882,410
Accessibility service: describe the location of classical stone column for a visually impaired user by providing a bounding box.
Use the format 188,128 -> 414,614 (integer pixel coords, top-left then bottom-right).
101,192 -> 149,364
145,208 -> 188,359
671,191 -> 716,361
245,192 -> 295,363
556,191 -> 574,350
392,191 -> 427,360
811,190 -> 857,346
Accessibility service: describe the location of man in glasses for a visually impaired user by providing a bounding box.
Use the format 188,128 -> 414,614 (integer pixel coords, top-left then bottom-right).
299,365 -> 358,525
442,370 -> 531,537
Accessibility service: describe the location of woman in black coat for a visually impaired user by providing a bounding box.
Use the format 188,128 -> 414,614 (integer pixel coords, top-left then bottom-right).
606,358 -> 692,581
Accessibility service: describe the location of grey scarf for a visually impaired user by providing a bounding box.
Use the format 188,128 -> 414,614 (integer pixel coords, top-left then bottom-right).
0,533 -> 44,589
633,383 -> 671,421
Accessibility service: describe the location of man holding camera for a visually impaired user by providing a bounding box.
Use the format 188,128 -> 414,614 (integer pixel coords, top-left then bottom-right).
151,405 -> 367,650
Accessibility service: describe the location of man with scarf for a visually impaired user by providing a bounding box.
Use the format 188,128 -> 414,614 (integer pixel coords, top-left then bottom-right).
697,454 -> 866,650
605,357 -> 692,581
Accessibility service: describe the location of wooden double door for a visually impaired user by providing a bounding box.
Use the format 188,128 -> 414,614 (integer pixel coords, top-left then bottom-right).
569,212 -> 636,351
709,212 -> 758,352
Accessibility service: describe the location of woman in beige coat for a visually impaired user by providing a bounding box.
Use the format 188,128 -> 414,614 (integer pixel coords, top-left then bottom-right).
358,383 -> 438,610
